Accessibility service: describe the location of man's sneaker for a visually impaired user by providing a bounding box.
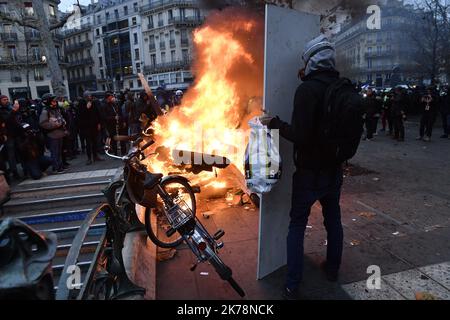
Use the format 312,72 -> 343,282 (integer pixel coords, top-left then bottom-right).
423,136 -> 431,142
320,261 -> 339,282
281,287 -> 299,300
415,136 -> 423,140
56,169 -> 66,174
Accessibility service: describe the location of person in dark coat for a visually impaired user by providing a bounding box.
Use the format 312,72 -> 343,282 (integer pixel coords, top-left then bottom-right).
102,91 -> 127,156
417,88 -> 438,142
0,95 -> 23,180
391,87 -> 407,142
78,91 -> 104,165
362,89 -> 382,140
261,35 -> 346,300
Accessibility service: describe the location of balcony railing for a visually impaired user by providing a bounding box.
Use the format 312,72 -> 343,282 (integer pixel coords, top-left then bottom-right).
364,51 -> 393,58
68,74 -> 97,83
143,58 -> 191,74
64,40 -> 93,52
160,42 -> 166,50
67,57 -> 94,67
140,0 -> 198,15
34,75 -> 44,81
0,55 -> 46,66
169,16 -> 204,26
11,76 -> 22,82
63,23 -> 92,37
158,20 -> 164,27
25,31 -> 41,41
1,32 -> 18,41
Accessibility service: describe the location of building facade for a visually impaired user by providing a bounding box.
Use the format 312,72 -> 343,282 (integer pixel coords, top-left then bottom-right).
334,0 -> 423,88
139,0 -> 204,90
0,0 -> 68,100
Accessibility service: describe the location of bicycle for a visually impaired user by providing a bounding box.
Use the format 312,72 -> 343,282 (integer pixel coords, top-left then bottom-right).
104,133 -> 246,298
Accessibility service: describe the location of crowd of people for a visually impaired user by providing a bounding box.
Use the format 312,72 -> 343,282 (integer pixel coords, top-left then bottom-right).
361,85 -> 450,142
0,86 -> 183,183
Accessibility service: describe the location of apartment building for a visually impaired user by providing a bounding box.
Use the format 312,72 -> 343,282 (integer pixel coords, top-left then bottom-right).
140,0 -> 204,90
0,0 -> 68,99
334,0 -> 423,87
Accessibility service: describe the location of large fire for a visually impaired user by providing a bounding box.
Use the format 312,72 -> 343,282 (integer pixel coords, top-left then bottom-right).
145,9 -> 264,191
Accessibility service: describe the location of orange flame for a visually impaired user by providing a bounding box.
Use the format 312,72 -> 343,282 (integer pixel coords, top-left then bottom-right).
146,9 -> 264,186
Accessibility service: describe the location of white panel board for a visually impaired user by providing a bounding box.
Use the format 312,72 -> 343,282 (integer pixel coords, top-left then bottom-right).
257,5 -> 320,279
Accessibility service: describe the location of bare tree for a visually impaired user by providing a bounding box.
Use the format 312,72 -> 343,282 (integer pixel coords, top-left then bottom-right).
0,0 -> 81,97
410,0 -> 450,84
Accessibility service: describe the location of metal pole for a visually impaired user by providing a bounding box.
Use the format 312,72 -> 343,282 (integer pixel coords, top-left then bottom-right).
25,28 -> 31,99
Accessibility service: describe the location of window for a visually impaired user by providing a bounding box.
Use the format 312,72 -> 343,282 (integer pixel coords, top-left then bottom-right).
136,62 -> 141,73
99,56 -> 103,67
124,6 -> 128,15
367,58 -> 372,69
97,42 -> 101,53
171,50 -> 175,62
148,16 -> 153,29
96,28 -> 100,36
129,80 -> 134,89
8,45 -> 17,60
49,4 -> 55,16
114,9 -> 119,19
133,2 -> 138,12
31,46 -> 40,60
182,49 -> 189,61
3,24 -> 12,33
106,12 -> 110,21
135,48 -> 140,60
133,33 -> 138,44
181,29 -> 188,45
180,8 -> 185,18
158,13 -> 163,26
97,15 -> 101,24
132,17 -> 137,25
24,2 -> 34,16
168,9 -> 173,21
150,54 -> 156,66
89,66 -> 93,75
377,46 -> 382,55
100,69 -> 104,79
34,68 -> 44,81
161,52 -> 166,63
137,79 -> 142,87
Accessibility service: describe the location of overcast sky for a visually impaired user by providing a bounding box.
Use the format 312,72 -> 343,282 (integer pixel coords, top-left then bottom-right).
59,0 -> 93,13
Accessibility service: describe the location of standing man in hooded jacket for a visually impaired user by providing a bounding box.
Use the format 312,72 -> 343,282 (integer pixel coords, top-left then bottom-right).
261,35 -> 345,299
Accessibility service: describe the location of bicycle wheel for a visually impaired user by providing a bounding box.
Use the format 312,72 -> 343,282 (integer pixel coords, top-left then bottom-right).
145,177 -> 196,248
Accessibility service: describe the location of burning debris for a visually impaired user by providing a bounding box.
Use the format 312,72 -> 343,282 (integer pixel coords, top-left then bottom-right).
144,8 -> 264,193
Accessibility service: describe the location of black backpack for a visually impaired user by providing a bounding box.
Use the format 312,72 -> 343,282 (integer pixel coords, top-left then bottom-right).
318,78 -> 364,163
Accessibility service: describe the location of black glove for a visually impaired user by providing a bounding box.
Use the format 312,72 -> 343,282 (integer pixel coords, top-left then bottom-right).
268,116 -> 283,130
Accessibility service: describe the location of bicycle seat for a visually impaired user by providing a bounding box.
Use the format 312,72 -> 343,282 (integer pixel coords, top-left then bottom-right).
113,134 -> 140,142
144,172 -> 163,189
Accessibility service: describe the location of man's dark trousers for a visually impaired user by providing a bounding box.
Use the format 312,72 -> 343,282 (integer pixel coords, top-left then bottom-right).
286,168 -> 344,291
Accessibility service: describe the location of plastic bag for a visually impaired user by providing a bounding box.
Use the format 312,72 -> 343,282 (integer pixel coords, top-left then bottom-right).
244,116 -> 282,194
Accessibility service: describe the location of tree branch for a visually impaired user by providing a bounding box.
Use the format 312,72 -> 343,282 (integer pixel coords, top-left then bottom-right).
49,11 -> 76,30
